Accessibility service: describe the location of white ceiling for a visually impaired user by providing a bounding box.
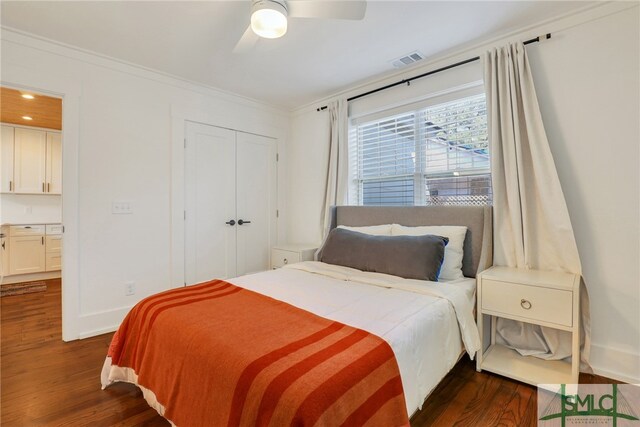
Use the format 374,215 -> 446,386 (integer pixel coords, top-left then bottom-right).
1,1 -> 592,110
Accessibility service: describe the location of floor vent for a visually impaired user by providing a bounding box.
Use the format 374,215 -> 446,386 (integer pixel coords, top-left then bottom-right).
391,51 -> 425,69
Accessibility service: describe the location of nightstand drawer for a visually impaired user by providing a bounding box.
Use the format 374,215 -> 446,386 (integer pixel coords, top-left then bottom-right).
271,249 -> 300,269
482,279 -> 573,327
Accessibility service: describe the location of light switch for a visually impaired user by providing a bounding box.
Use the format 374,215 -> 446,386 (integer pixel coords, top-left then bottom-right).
112,201 -> 133,214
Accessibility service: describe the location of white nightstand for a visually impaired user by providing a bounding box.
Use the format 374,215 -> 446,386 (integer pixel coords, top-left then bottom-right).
271,244 -> 318,269
476,266 -> 580,385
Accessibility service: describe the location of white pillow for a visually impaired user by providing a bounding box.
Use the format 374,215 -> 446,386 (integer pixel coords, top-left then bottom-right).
391,224 -> 467,280
336,224 -> 392,236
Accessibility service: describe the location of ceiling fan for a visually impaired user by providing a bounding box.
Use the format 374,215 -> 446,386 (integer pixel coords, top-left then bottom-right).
234,0 -> 367,53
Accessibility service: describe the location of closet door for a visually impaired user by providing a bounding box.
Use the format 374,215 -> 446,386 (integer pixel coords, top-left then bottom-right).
236,132 -> 276,276
14,128 -> 46,194
184,122 -> 237,284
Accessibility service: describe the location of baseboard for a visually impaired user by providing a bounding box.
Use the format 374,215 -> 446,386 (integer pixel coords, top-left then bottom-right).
1,270 -> 61,285
590,343 -> 640,384
78,325 -> 119,340
76,305 -> 132,340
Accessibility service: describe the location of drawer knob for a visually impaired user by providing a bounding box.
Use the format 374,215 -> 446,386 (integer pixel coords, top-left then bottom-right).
283,258 -> 288,265
520,299 -> 532,310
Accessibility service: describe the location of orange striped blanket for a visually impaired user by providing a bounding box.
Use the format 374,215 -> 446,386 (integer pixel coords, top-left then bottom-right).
106,279 -> 409,427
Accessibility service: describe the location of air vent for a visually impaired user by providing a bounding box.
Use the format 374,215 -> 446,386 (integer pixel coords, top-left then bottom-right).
391,51 -> 425,69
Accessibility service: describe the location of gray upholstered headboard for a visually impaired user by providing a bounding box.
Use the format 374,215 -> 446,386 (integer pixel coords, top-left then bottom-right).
325,206 -> 493,278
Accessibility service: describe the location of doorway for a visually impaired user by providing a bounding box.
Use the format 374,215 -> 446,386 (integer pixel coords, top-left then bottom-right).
0,86 -> 64,338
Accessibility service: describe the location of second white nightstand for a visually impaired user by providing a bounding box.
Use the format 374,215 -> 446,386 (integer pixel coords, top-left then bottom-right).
271,244 -> 318,269
476,266 -> 580,386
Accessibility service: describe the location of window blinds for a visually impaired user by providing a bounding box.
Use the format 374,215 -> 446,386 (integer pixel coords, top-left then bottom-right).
349,93 -> 491,206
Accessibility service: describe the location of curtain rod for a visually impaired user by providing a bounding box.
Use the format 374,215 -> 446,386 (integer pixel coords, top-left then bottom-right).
316,33 -> 551,112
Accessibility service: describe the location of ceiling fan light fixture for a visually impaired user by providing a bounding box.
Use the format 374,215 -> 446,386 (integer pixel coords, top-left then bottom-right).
251,0 -> 288,39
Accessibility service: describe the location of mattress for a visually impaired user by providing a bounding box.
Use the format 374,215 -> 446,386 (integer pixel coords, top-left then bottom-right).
229,261 -> 479,416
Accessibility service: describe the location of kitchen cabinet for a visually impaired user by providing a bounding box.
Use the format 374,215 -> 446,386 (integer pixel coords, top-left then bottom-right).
13,127 -> 47,194
5,224 -> 62,276
9,235 -> 46,275
1,125 -> 62,194
1,126 -> 14,192
0,226 -> 8,277
46,133 -> 62,194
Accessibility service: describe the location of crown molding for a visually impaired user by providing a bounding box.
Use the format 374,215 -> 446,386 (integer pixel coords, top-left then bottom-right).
292,1 -> 637,117
0,26 -> 291,118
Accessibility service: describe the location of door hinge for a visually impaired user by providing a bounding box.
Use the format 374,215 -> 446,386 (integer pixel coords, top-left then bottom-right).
184,138 -> 186,148
62,226 -> 65,233
184,210 -> 186,220
276,209 -> 279,218
276,153 -> 279,162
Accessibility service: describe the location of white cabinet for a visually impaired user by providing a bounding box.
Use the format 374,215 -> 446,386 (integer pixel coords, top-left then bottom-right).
5,224 -> 62,276
476,266 -> 580,386
0,226 -> 8,277
45,223 -> 63,272
9,232 -> 46,275
184,122 -> 276,284
10,225 -> 45,236
1,125 -> 14,192
9,235 -> 46,275
45,235 -> 62,271
1,125 -> 62,194
271,244 -> 317,269
46,133 -> 62,194
13,127 -> 47,194
46,224 -> 63,235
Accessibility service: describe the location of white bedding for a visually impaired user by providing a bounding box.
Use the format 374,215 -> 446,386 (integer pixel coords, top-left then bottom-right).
229,261 -> 481,416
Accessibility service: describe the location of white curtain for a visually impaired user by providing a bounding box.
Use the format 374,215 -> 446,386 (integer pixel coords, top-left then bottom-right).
320,99 -> 349,238
484,42 -> 591,370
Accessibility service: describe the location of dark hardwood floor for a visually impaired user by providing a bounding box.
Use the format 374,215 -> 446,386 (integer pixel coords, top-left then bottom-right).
1,279 -> 167,426
1,279 -> 616,426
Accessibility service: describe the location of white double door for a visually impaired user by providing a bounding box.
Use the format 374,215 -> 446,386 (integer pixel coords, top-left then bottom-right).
184,122 -> 276,284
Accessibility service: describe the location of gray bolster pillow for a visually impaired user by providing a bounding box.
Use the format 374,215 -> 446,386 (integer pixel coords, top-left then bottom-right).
319,227 -> 449,281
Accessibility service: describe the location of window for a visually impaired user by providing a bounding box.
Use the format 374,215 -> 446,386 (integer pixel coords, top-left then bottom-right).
349,93 -> 491,206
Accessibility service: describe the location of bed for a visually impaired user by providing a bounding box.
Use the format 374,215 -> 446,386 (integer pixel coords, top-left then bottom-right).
102,205 -> 492,426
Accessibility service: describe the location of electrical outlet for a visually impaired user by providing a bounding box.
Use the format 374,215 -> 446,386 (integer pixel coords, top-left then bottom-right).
112,201 -> 133,214
124,281 -> 135,296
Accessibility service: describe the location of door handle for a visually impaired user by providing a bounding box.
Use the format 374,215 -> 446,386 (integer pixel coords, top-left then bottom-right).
238,219 -> 251,225
225,220 -> 236,226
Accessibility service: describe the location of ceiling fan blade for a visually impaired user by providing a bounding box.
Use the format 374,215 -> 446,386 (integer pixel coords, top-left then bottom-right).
287,1 -> 367,20
233,25 -> 260,54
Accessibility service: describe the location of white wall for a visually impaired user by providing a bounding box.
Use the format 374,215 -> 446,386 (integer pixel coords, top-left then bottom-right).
1,29 -> 289,338
0,194 -> 62,224
528,6 -> 639,384
286,4 -> 640,382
